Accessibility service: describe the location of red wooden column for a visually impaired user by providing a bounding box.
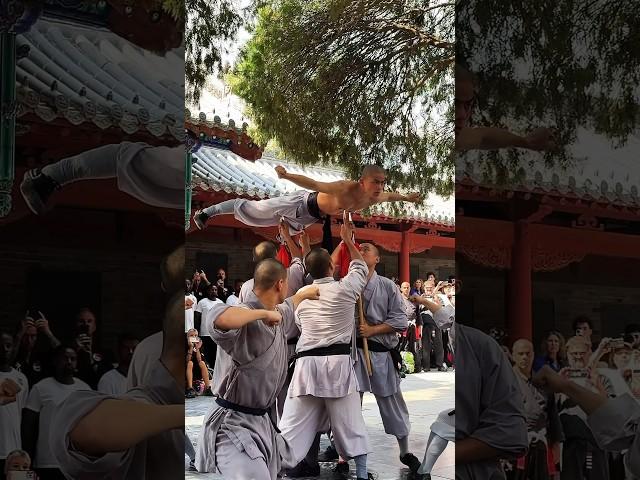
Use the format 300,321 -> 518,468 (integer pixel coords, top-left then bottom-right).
508,220 -> 533,342
399,230 -> 411,283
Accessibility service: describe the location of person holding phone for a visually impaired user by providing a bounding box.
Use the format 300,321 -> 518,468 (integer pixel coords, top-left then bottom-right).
185,329 -> 213,399
4,450 -> 36,480
72,308 -> 112,390
1,333 -> 29,479
13,312 -> 60,388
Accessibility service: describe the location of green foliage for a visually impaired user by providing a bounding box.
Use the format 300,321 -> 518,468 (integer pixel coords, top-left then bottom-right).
229,0 -> 455,196
457,0 -> 640,181
184,0 -> 246,104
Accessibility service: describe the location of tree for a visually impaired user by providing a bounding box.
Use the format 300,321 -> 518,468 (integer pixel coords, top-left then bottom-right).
229,0 -> 455,196
457,0 -> 640,182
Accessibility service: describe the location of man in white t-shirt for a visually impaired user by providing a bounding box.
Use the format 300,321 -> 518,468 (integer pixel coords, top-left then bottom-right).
194,284 -> 223,365
225,280 -> 243,306
185,280 -> 197,332
22,345 -> 90,479
98,334 -> 140,396
0,332 -> 29,476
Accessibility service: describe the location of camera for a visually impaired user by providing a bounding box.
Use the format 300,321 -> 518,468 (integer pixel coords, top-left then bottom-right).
7,472 -> 36,480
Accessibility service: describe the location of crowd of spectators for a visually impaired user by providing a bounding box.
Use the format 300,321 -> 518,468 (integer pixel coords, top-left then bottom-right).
0,308 -> 139,479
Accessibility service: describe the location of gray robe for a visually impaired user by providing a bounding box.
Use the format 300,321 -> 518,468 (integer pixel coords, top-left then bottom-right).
354,272 -> 408,397
50,360 -> 183,479
587,393 -> 640,478
195,298 -> 295,479
455,324 -> 528,480
231,190 -> 320,234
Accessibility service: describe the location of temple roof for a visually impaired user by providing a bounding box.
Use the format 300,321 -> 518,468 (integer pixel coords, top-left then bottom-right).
459,128 -> 640,208
192,144 -> 455,226
16,16 -> 183,140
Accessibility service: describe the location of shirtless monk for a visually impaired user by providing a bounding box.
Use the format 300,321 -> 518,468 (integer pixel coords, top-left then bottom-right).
193,165 -> 421,234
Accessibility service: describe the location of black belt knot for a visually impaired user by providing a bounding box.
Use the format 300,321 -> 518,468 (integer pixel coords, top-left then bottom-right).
356,338 -> 403,372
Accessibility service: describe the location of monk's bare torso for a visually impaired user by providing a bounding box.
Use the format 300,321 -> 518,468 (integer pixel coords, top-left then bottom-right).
316,182 -> 380,215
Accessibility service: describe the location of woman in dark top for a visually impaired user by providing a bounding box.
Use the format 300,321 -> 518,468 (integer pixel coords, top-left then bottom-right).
533,330 -> 567,372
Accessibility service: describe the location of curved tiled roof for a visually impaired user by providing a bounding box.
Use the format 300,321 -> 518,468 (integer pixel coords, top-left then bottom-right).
458,128 -> 640,207
192,144 -> 455,226
16,16 -> 184,140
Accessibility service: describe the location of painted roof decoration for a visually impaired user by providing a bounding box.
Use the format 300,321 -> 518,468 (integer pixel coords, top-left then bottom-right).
192,144 -> 455,226
16,16 -> 184,140
459,128 -> 640,208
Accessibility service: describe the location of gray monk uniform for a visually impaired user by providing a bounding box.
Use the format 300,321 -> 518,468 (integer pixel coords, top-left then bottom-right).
195,298 -> 295,480
455,324 -> 528,480
228,190 -> 321,234
354,272 -> 410,438
279,259 -> 369,468
238,257 -> 306,421
50,360 -> 183,479
587,393 -> 640,478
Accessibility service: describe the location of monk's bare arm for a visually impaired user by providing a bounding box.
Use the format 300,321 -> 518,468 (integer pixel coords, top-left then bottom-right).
275,165 -> 350,194
377,191 -> 421,203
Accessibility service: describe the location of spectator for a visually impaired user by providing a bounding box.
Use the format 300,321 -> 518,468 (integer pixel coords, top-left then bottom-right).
508,339 -> 563,479
425,272 -> 437,283
419,280 -> 446,372
185,280 -> 197,333
190,270 -> 211,303
624,323 -> 640,349
558,336 -> 613,479
215,268 -> 231,302
533,330 -> 566,372
225,280 -> 243,306
71,308 -> 113,390
97,334 -> 139,396
185,329 -> 213,399
572,315 -> 595,352
399,282 -> 421,373
13,312 -> 60,388
193,284 -> 223,367
1,332 -> 29,478
21,345 -> 90,479
4,450 -> 32,479
410,279 -> 424,297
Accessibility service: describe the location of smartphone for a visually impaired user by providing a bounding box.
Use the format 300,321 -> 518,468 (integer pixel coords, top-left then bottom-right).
77,324 -> 89,335
7,471 -> 36,480
189,336 -> 199,344
567,368 -> 588,379
610,338 -> 625,349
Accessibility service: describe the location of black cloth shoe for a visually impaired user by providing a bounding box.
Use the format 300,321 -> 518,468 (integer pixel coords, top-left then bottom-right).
187,460 -> 198,472
400,453 -> 421,473
185,388 -> 196,399
332,461 -> 350,479
203,386 -> 214,396
193,209 -> 209,230
286,460 -> 320,478
20,168 -> 60,215
356,473 -> 376,480
413,473 -> 431,480
318,444 -> 339,462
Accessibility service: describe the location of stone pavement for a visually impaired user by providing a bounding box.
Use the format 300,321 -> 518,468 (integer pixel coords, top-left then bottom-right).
185,370 -> 454,480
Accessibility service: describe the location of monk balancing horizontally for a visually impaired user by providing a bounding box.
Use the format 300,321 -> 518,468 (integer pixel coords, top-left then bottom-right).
193,165 -> 422,234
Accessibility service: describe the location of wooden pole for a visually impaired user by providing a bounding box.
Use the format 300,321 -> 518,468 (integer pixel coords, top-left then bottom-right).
358,296 -> 373,376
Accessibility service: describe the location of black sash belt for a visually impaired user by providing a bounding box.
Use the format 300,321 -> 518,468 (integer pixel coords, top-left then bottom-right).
307,191 -> 322,219
215,397 -> 280,433
287,343 -> 351,376
356,338 -> 403,373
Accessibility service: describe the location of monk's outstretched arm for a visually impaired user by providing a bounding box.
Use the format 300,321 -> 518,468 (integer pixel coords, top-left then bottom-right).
275,165 -> 347,194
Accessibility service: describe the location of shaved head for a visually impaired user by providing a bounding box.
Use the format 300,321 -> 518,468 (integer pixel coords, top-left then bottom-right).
360,164 -> 386,179
305,248 -> 333,280
512,339 -> 533,353
253,258 -> 287,291
160,245 -> 184,294
359,242 -> 380,269
253,241 -> 278,263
